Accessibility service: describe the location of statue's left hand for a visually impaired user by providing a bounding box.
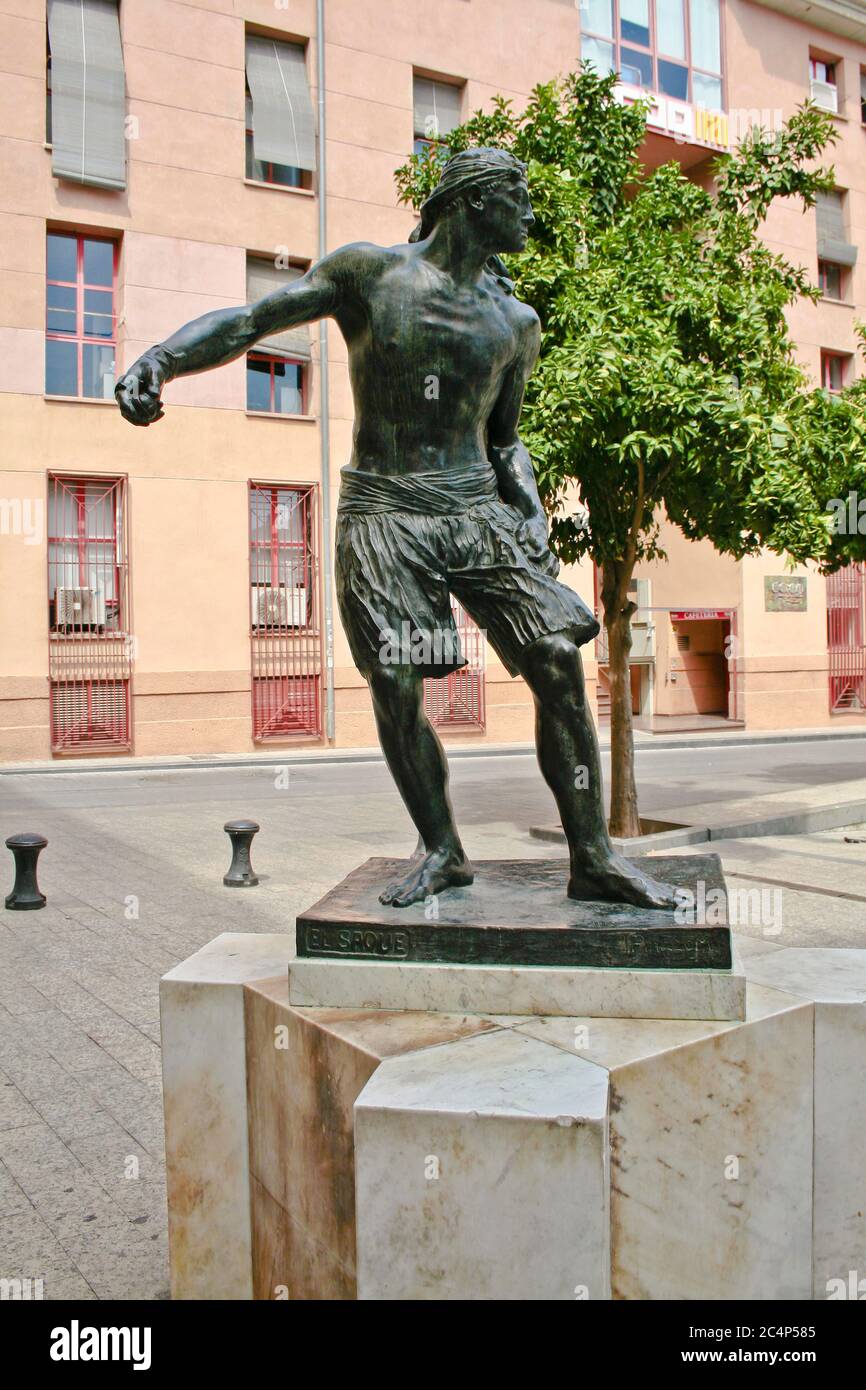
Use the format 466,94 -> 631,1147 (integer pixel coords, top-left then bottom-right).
516,514 -> 559,577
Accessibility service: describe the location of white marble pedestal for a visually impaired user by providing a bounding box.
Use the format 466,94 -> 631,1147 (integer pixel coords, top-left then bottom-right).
160,933 -> 866,1300
288,952 -> 746,1020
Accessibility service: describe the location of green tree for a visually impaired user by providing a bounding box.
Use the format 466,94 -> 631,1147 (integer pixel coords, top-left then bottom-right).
396,70 -> 866,838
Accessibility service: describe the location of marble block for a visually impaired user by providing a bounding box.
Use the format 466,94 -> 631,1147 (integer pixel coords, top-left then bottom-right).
352,981 -> 813,1301
289,949 -> 746,1021
243,974 -> 500,1299
354,1029 -> 610,1300
160,932 -> 294,1300
514,981 -> 814,1299
161,932 -> 863,1301
740,948 -> 866,1298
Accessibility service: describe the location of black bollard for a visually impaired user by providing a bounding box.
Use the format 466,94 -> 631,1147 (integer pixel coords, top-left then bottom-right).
5,833 -> 48,910
223,820 -> 260,887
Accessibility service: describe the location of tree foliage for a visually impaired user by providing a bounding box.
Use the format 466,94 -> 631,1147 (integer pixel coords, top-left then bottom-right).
396,70 -> 866,834
396,69 -> 866,571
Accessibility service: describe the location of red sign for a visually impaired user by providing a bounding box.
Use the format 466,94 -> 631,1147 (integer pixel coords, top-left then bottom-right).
670,609 -> 731,622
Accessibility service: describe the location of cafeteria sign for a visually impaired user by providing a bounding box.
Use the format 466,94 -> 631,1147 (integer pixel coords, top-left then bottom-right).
764,576 -> 807,612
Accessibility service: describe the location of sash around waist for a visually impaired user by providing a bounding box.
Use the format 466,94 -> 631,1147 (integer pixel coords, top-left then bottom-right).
337,464 -> 500,516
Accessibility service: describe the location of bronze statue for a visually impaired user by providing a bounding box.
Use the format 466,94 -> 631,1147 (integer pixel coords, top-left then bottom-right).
116,148 -> 674,911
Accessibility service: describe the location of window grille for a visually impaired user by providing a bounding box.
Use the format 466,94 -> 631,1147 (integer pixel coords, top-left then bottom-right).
423,600 -> 486,730
249,482 -> 322,739
47,474 -> 131,751
827,565 -> 866,712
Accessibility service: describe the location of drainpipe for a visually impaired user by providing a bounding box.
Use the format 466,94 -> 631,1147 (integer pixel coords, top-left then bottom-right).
316,0 -> 336,741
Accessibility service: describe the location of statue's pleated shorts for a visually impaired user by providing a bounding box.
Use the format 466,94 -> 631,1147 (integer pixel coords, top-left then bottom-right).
335,495 -> 600,680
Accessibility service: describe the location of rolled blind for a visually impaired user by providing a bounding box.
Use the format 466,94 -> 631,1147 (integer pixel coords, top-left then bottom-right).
816,191 -> 857,267
413,78 -> 463,141
245,36 -> 316,174
247,259 -> 310,361
48,0 -> 126,191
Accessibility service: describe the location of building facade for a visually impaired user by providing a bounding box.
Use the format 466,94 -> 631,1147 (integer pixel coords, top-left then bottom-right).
0,0 -> 864,762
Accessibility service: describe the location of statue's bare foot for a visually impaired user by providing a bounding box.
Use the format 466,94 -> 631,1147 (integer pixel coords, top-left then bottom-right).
379,847 -> 474,908
568,848 -> 677,910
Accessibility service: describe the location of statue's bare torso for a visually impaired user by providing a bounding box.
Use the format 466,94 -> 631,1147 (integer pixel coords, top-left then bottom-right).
330,243 -> 539,476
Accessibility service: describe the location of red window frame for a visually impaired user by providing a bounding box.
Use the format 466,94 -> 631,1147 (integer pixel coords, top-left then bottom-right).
821,350 -> 849,393
248,483 -> 316,605
45,231 -> 118,399
827,565 -> 866,712
818,259 -> 845,300
422,599 -> 486,731
247,351 -> 308,416
47,473 -> 132,753
810,57 -> 836,87
47,474 -> 128,633
581,0 -> 726,110
248,481 -> 322,741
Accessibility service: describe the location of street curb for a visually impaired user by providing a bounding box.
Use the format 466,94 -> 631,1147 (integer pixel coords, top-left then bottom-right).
3,725 -> 866,776
531,796 -> 866,852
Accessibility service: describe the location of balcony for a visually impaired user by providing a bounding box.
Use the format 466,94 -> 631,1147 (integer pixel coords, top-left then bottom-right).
614,81 -> 732,167
747,0 -> 866,45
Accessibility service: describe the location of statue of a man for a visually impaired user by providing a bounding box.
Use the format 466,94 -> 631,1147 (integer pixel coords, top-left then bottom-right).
116,147 -> 673,911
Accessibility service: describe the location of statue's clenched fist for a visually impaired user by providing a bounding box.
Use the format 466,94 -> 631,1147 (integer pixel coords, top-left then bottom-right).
115,352 -> 167,426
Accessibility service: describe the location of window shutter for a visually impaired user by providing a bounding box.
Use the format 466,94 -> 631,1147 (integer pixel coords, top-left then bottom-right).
245,36 -> 316,173
412,77 -> 463,141
47,0 -> 126,190
247,259 -> 311,361
816,191 -> 857,267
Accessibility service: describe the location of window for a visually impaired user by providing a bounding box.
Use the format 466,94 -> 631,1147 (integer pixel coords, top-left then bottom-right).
423,600 -> 486,731
413,76 -> 463,155
580,0 -> 723,108
818,259 -> 845,301
246,256 -> 310,414
247,354 -> 305,415
47,474 -> 131,751
827,564 -> 866,712
821,350 -> 849,393
815,189 -> 857,275
47,0 -> 126,189
245,87 -> 308,188
45,232 -> 116,400
810,53 -> 839,113
248,482 -> 321,739
860,68 -> 866,124
245,34 -> 315,188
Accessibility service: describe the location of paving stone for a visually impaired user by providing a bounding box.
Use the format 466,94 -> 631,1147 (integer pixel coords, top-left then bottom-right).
0,1079 -> 42,1133
0,1158 -> 32,1217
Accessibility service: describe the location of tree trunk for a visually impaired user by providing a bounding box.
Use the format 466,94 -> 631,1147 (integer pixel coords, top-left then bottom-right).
602,559 -> 641,840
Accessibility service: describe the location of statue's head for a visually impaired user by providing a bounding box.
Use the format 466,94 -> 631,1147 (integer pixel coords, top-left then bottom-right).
412,147 -> 533,256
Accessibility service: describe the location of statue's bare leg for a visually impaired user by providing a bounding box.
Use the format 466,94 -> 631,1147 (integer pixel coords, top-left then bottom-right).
518,634 -> 677,909
368,665 -> 474,907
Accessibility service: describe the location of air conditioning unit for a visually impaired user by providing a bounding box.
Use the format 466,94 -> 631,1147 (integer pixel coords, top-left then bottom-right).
251,584 -> 306,629
810,78 -> 838,113
55,587 -> 106,629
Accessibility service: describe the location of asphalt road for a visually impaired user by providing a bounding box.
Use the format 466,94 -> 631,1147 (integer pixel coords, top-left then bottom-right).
2,734 -> 864,832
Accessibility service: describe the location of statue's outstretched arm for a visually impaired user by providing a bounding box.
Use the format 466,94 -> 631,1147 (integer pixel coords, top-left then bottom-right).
115,245 -> 368,427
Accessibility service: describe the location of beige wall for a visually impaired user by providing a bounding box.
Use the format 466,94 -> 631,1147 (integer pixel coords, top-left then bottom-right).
0,0 -> 864,760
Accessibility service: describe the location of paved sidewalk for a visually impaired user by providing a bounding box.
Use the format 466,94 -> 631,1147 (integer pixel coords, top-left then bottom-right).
1,755 -> 865,1299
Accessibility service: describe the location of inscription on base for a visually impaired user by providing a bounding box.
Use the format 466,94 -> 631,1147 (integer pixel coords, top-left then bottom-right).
305,925 -> 410,959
